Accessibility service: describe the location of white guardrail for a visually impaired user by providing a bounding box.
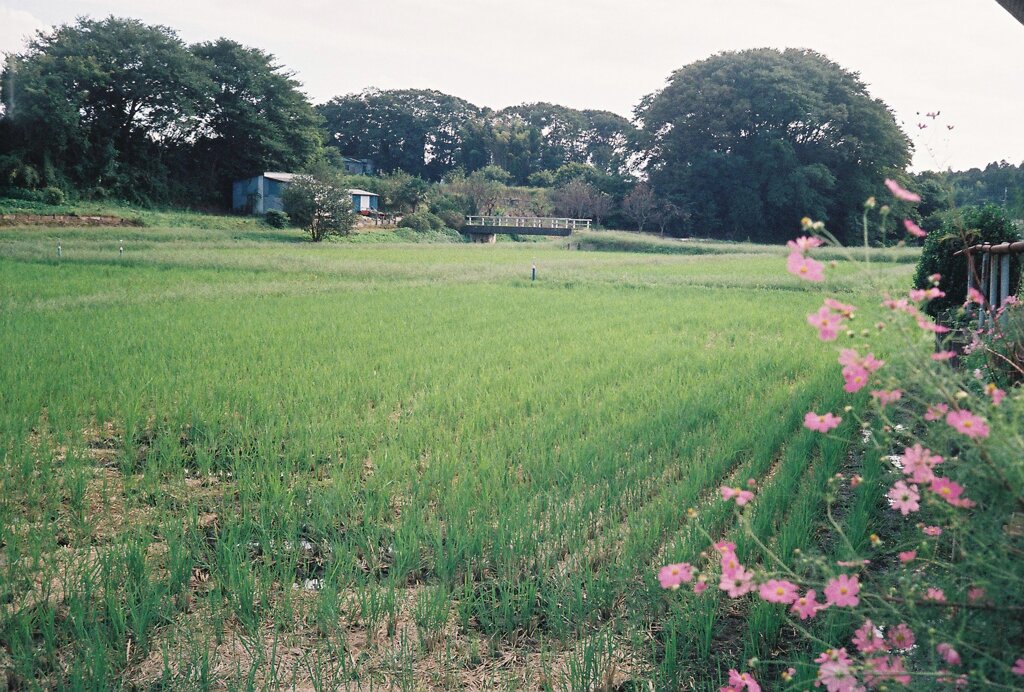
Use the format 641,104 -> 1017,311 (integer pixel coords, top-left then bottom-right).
464,216 -> 592,230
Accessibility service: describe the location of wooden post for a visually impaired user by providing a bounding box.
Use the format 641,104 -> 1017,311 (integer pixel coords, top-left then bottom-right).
1000,254 -> 1010,309
980,252 -> 990,329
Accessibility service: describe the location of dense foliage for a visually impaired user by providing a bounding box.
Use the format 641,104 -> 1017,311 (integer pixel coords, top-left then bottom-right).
281,170 -> 354,241
634,48 -> 912,243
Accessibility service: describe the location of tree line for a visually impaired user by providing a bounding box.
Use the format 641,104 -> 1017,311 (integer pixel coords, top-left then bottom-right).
0,15 -> 969,244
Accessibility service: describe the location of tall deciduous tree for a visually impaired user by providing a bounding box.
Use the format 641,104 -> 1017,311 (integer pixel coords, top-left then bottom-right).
634,48 -> 912,243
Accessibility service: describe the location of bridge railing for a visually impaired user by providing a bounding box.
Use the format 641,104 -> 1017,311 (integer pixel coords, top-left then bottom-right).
464,216 -> 592,231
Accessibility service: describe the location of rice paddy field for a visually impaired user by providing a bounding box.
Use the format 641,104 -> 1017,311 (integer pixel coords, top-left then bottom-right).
0,222 -> 918,689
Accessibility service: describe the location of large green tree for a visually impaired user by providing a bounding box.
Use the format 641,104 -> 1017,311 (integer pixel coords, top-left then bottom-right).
188,39 -> 322,205
635,48 -> 912,242
0,16 -> 211,201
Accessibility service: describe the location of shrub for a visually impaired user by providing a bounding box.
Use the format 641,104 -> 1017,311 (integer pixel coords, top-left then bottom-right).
398,211 -> 445,233
264,209 -> 290,228
282,172 -> 355,242
913,204 -> 1021,318
42,187 -> 65,206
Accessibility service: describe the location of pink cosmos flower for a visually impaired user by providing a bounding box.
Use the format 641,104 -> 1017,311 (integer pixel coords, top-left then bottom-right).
815,649 -> 858,692
885,178 -> 921,202
917,316 -> 950,333
788,252 -> 825,281
658,562 -> 694,589
862,354 -> 884,373
931,351 -> 956,361
966,287 -> 986,305
852,620 -> 886,654
898,550 -> 916,564
882,297 -> 918,315
720,566 -> 754,598
902,444 -> 943,484
864,655 -> 911,686
909,287 -> 944,301
759,579 -> 799,604
1012,658 -> 1024,676
946,411 -> 987,438
693,580 -> 708,594
714,540 -> 736,554
871,389 -> 902,407
807,306 -> 841,340
804,411 -> 842,432
842,366 -> 870,393
924,403 -> 949,421
924,587 -> 947,602
887,623 -> 915,650
728,669 -> 761,692
836,559 -> 869,567
928,272 -> 942,283
937,643 -> 961,666
923,525 -> 943,537
721,486 -> 755,506
887,481 -> 920,515
824,575 -> 860,607
986,384 -> 1006,406
904,218 -> 927,237
967,587 -> 986,603
824,298 -> 856,318
720,551 -> 742,575
930,477 -> 975,508
787,236 -> 823,253
791,589 -> 825,620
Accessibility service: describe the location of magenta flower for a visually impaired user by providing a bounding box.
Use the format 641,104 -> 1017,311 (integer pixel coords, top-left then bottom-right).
930,477 -> 975,508
1012,658 -> 1024,676
924,587 -> 947,602
807,306 -> 841,341
898,550 -> 916,564
719,566 -> 754,598
937,643 -> 961,666
658,562 -> 694,589
787,252 -> 825,282
887,481 -> 920,515
884,178 -> 921,202
693,580 -> 708,594
923,525 -> 943,537
720,551 -> 741,575
791,589 -> 825,620
924,403 -> 949,421
721,486 -> 755,506
887,623 -> 915,650
804,411 -> 842,433
852,620 -> 886,654
713,540 -> 736,554
904,218 -> 927,237
842,366 -> 869,393
871,389 -> 902,407
824,575 -> 860,607
759,579 -> 799,604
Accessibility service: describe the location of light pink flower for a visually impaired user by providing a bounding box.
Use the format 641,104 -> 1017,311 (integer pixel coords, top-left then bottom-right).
887,481 -> 920,515
824,575 -> 860,607
728,669 -> 761,692
986,384 -> 1006,406
902,444 -> 943,484
898,551 -> 916,564
909,287 -> 944,301
714,540 -> 736,554
887,623 -> 915,650
658,562 -> 694,589
852,620 -> 886,654
759,579 -> 799,604
871,389 -> 902,407
788,252 -> 825,282
931,351 -> 956,361
930,477 -> 975,508
693,580 -> 708,594
825,298 -> 857,318
787,236 -> 823,253
924,403 -> 949,421
928,272 -> 942,283
937,643 -> 961,666
882,297 -> 918,315
966,287 -> 986,305
967,587 -> 986,603
904,218 -> 927,238
885,178 -> 921,202
842,366 -> 870,393
791,589 -> 825,620
946,409 -> 989,438
721,486 -> 755,506
805,411 -> 843,433
864,655 -> 911,686
720,566 -> 754,598
924,587 -> 947,602
923,525 -> 943,537
917,315 -> 951,333
815,649 -> 858,692
808,306 -> 841,340
1012,658 -> 1024,675
720,551 -> 742,575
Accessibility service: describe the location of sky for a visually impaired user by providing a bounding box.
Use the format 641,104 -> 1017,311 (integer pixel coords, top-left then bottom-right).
2,0 -> 1022,172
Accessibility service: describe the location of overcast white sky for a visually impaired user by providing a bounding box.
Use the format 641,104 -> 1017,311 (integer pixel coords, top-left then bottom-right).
2,0 -> 1022,172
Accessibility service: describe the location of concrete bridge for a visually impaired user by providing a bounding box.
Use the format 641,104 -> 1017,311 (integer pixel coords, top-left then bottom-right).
463,216 -> 592,243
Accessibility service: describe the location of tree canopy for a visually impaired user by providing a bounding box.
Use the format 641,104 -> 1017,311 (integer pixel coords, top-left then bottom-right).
634,48 -> 912,243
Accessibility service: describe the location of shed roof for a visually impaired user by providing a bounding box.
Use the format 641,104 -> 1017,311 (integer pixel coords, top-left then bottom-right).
263,172 -> 298,182
348,189 -> 379,197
